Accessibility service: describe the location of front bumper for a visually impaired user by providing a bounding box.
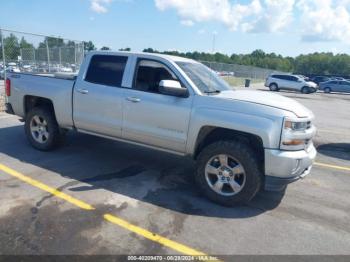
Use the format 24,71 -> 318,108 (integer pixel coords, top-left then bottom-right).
264,144 -> 317,191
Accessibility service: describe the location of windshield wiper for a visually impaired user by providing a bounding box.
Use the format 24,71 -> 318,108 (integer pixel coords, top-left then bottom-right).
204,90 -> 221,94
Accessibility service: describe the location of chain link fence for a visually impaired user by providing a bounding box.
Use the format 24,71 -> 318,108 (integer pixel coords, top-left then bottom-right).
202,61 -> 287,87
0,28 -> 84,81
0,29 -> 85,111
0,28 -> 288,111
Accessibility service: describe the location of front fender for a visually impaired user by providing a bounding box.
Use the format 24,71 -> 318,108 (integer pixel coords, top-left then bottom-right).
186,107 -> 283,155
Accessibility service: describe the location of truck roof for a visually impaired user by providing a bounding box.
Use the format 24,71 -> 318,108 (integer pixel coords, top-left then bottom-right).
88,50 -> 198,64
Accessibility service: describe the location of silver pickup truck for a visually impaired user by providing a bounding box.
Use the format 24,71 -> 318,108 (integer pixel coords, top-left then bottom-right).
4,51 -> 317,206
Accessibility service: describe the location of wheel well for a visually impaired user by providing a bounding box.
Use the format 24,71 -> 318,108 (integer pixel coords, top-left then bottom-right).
269,82 -> 278,87
24,96 -> 55,116
194,126 -> 264,171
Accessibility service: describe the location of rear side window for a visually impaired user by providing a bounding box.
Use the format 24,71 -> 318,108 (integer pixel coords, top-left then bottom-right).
273,75 -> 290,80
85,55 -> 128,87
277,75 -> 288,80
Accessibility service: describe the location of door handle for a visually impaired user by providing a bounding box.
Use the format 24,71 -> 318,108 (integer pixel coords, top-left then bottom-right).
77,89 -> 89,94
126,97 -> 141,103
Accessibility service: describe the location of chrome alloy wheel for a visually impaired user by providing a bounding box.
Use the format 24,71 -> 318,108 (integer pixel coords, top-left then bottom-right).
30,115 -> 49,144
205,154 -> 246,196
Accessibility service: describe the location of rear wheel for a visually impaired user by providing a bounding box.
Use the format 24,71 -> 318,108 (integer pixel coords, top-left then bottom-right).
195,140 -> 263,206
25,107 -> 65,151
324,87 -> 331,93
269,83 -> 279,91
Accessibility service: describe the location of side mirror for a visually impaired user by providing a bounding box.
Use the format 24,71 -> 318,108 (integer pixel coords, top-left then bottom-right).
159,80 -> 188,97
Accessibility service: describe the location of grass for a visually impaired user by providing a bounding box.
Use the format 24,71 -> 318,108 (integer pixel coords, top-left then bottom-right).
222,76 -> 264,87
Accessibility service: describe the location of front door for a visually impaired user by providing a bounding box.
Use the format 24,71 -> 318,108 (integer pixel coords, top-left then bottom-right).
122,59 -> 193,153
339,81 -> 350,92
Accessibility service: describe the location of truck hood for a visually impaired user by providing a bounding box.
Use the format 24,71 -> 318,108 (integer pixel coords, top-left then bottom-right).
216,90 -> 312,118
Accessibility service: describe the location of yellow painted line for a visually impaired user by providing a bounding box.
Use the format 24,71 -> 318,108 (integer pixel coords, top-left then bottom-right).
0,163 -> 211,257
0,163 -> 95,210
315,162 -> 350,172
104,214 -> 207,256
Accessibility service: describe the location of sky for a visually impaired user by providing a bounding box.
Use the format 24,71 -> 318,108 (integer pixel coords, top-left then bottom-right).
0,0 -> 350,57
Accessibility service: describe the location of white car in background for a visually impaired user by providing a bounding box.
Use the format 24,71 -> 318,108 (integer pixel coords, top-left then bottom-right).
60,67 -> 73,73
0,66 -> 20,79
265,74 -> 318,94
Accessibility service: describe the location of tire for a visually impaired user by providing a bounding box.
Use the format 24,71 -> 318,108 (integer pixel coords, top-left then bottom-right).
269,83 -> 279,91
195,140 -> 263,206
324,87 -> 331,93
25,107 -> 65,151
301,86 -> 310,94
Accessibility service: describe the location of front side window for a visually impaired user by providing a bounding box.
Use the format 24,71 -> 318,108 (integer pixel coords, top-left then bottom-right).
85,55 -> 128,87
279,75 -> 289,80
286,76 -> 297,81
286,75 -> 298,81
133,60 -> 180,93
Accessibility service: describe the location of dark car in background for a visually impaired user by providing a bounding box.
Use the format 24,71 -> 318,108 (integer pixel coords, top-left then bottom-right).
330,77 -> 346,81
319,80 -> 350,93
310,76 -> 330,85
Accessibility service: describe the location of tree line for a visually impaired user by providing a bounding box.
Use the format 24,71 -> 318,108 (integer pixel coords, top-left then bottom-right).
142,48 -> 350,76
0,33 -> 82,63
1,33 -> 349,76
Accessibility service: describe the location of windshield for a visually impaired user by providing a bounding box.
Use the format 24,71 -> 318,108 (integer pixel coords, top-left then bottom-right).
176,62 -> 232,94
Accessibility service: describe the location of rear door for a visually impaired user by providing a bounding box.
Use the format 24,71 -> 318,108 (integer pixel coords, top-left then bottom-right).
276,75 -> 290,89
330,81 -> 340,92
270,75 -> 284,88
73,54 -> 129,137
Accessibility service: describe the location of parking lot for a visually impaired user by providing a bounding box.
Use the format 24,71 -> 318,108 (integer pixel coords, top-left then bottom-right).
0,81 -> 349,256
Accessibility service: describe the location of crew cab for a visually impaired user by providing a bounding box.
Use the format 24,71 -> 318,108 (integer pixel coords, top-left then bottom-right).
4,51 -> 317,206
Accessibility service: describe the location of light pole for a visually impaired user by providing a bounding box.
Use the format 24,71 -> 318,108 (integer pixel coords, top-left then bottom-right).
212,32 -> 216,54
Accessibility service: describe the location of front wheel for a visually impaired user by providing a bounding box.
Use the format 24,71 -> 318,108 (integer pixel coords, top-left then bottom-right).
301,86 -> 310,94
195,140 -> 263,206
25,107 -> 65,151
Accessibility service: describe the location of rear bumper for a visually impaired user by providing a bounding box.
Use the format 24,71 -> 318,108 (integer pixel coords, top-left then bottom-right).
264,144 -> 317,191
5,103 -> 15,115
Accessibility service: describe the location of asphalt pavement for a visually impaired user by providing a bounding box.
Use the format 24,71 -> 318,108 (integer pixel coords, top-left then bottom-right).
0,83 -> 349,256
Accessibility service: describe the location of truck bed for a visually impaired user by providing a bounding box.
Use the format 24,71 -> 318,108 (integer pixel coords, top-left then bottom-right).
7,72 -> 76,128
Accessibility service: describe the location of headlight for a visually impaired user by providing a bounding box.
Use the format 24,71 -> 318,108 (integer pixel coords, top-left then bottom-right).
284,120 -> 309,131
281,118 -> 311,150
